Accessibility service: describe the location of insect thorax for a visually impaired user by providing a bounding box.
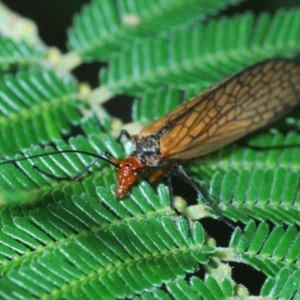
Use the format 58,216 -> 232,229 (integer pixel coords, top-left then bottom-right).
131,134 -> 162,167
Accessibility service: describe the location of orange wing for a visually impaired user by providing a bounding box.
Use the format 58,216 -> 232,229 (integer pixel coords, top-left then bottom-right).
139,59 -> 300,160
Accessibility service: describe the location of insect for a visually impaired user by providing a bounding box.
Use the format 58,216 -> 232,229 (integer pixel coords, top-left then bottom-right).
1,59 -> 300,227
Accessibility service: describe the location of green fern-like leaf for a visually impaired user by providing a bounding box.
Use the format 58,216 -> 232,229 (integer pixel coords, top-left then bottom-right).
100,9 -> 300,94
0,70 -> 83,157
181,129 -> 300,224
0,2 -> 300,299
0,213 -> 213,299
182,167 -> 300,225
228,221 -> 300,277
260,268 -> 300,299
138,262 -> 238,299
132,87 -> 183,125
67,0 -> 243,61
0,131 -> 124,204
0,37 -> 45,71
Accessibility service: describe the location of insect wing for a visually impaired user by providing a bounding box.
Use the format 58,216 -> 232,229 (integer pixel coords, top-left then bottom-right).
140,59 -> 300,160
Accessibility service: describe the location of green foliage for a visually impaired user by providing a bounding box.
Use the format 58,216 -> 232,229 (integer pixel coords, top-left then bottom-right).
138,275 -> 236,300
101,9 -> 300,94
230,222 -> 300,276
67,0 -> 243,61
0,37 -> 45,70
261,268 -> 300,299
0,1 -> 299,299
0,205 -> 212,299
0,71 -> 81,157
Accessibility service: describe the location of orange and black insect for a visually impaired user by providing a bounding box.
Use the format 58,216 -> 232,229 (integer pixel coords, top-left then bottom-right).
1,59 -> 300,227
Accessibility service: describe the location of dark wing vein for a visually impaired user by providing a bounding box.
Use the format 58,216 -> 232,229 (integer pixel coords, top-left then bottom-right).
140,59 -> 300,160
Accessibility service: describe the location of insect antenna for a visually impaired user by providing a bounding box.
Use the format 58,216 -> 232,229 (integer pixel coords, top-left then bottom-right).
0,150 -> 118,181
244,143 -> 300,151
165,172 -> 195,236
237,140 -> 300,151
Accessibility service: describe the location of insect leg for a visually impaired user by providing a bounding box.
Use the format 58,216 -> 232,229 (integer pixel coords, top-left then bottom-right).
117,129 -> 131,143
136,165 -> 185,212
136,164 -> 233,228
176,164 -> 235,230
70,157 -> 101,180
166,170 -> 193,235
166,173 -> 175,210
